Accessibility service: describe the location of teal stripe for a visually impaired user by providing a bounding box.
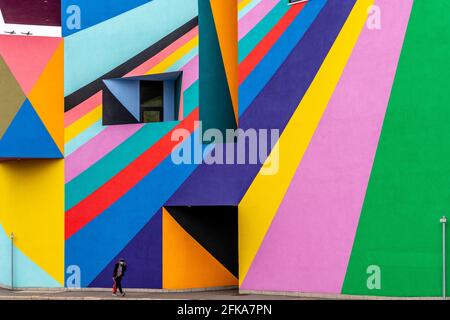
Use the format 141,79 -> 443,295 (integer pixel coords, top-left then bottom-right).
65,121 -> 176,211
238,0 -> 264,20
183,81 -> 199,117
65,120 -> 105,156
238,0 -> 289,63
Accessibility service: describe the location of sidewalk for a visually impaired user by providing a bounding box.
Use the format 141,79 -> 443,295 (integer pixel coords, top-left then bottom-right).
0,288 -> 310,300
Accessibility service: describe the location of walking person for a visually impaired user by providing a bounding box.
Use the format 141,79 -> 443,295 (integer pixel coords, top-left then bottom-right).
112,258 -> 127,297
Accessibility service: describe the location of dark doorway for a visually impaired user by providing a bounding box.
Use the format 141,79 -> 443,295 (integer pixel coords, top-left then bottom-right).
164,206 -> 238,278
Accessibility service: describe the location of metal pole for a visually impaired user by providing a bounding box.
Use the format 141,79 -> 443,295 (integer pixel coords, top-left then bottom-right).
10,232 -> 13,291
440,217 -> 447,300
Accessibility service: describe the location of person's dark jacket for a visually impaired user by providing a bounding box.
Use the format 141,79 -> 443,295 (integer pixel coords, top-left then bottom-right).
113,261 -> 127,279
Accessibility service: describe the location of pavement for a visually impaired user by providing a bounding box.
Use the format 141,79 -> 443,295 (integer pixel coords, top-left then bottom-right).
0,288 -> 313,300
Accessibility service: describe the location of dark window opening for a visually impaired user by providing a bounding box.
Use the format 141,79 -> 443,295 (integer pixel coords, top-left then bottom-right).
140,81 -> 164,123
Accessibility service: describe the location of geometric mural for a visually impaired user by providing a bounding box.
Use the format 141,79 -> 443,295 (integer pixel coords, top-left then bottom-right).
0,35 -> 63,158
3,0 -> 450,298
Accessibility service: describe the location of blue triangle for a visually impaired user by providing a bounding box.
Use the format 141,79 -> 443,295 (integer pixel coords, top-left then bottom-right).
104,79 -> 140,121
0,99 -> 63,159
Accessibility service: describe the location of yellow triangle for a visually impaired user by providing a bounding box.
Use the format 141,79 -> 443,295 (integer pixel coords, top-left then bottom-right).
162,209 -> 237,289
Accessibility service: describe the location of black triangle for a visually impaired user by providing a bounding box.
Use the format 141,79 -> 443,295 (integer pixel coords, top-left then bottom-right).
165,206 -> 238,277
102,86 -> 140,125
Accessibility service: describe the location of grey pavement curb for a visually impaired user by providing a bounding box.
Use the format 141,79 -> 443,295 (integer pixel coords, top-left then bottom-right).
239,289 -> 447,300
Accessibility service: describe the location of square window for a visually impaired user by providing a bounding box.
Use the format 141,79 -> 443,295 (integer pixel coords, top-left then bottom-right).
102,71 -> 182,126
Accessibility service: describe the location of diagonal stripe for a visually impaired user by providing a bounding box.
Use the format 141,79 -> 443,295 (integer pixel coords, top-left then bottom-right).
238,0 -> 289,63
239,0 -> 327,116
65,82 -> 199,211
239,2 -> 305,85
65,42 -> 199,144
65,134 -> 203,286
126,27 -> 198,77
65,120 -> 105,156
64,26 -> 198,123
238,0 -> 278,40
241,0 -> 413,293
65,109 -> 199,239
239,0 -> 371,285
239,0 -> 264,20
238,0 -> 254,12
146,36 -> 198,75
65,92 -> 102,128
65,124 -> 144,183
65,105 -> 102,143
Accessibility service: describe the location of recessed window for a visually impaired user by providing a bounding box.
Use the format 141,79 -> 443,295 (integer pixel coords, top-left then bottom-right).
140,81 -> 164,123
102,71 -> 182,126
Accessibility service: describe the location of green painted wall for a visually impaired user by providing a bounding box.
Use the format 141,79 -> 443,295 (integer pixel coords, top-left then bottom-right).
343,0 -> 450,297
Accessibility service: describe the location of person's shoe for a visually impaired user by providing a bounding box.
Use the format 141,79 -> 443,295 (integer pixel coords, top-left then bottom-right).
112,293 -> 117,296
121,293 -> 126,297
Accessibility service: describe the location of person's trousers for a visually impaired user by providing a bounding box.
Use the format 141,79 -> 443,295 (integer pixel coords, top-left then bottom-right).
113,277 -> 123,294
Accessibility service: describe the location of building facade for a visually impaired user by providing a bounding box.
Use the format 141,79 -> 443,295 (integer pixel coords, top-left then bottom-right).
1,0 -> 450,298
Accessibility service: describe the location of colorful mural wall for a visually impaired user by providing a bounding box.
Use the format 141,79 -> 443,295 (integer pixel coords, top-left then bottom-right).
63,0 -> 237,289
1,0 -> 450,298
0,17 -> 64,287
238,0 -> 450,298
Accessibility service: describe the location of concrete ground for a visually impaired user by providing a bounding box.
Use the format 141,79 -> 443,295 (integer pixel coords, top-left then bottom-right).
0,288 -> 313,300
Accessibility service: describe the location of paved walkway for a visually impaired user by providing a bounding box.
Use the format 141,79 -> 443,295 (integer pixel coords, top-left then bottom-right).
0,288 -> 311,300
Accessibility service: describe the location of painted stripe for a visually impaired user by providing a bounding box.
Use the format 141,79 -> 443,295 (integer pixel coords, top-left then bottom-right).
65,80 -> 199,212
64,0 -> 198,96
65,108 -> 199,239
239,0 -> 327,116
65,135 -> 202,286
241,0 -> 413,293
66,75 -> 198,182
65,92 -> 102,128
238,0 -> 279,40
65,124 -> 144,183
165,47 -> 198,73
65,105 -> 102,143
239,3 -> 305,84
66,28 -> 198,141
64,27 -> 198,128
64,17 -> 198,111
239,0 -> 368,285
238,0 -> 254,12
238,1 -> 290,63
66,48 -> 198,145
125,26 -> 198,77
65,120 -> 105,156
146,36 -> 198,74
181,55 -> 199,92
238,0 -> 264,20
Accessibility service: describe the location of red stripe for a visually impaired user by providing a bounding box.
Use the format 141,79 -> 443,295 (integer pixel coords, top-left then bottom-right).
238,3 -> 305,85
65,108 -> 199,239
